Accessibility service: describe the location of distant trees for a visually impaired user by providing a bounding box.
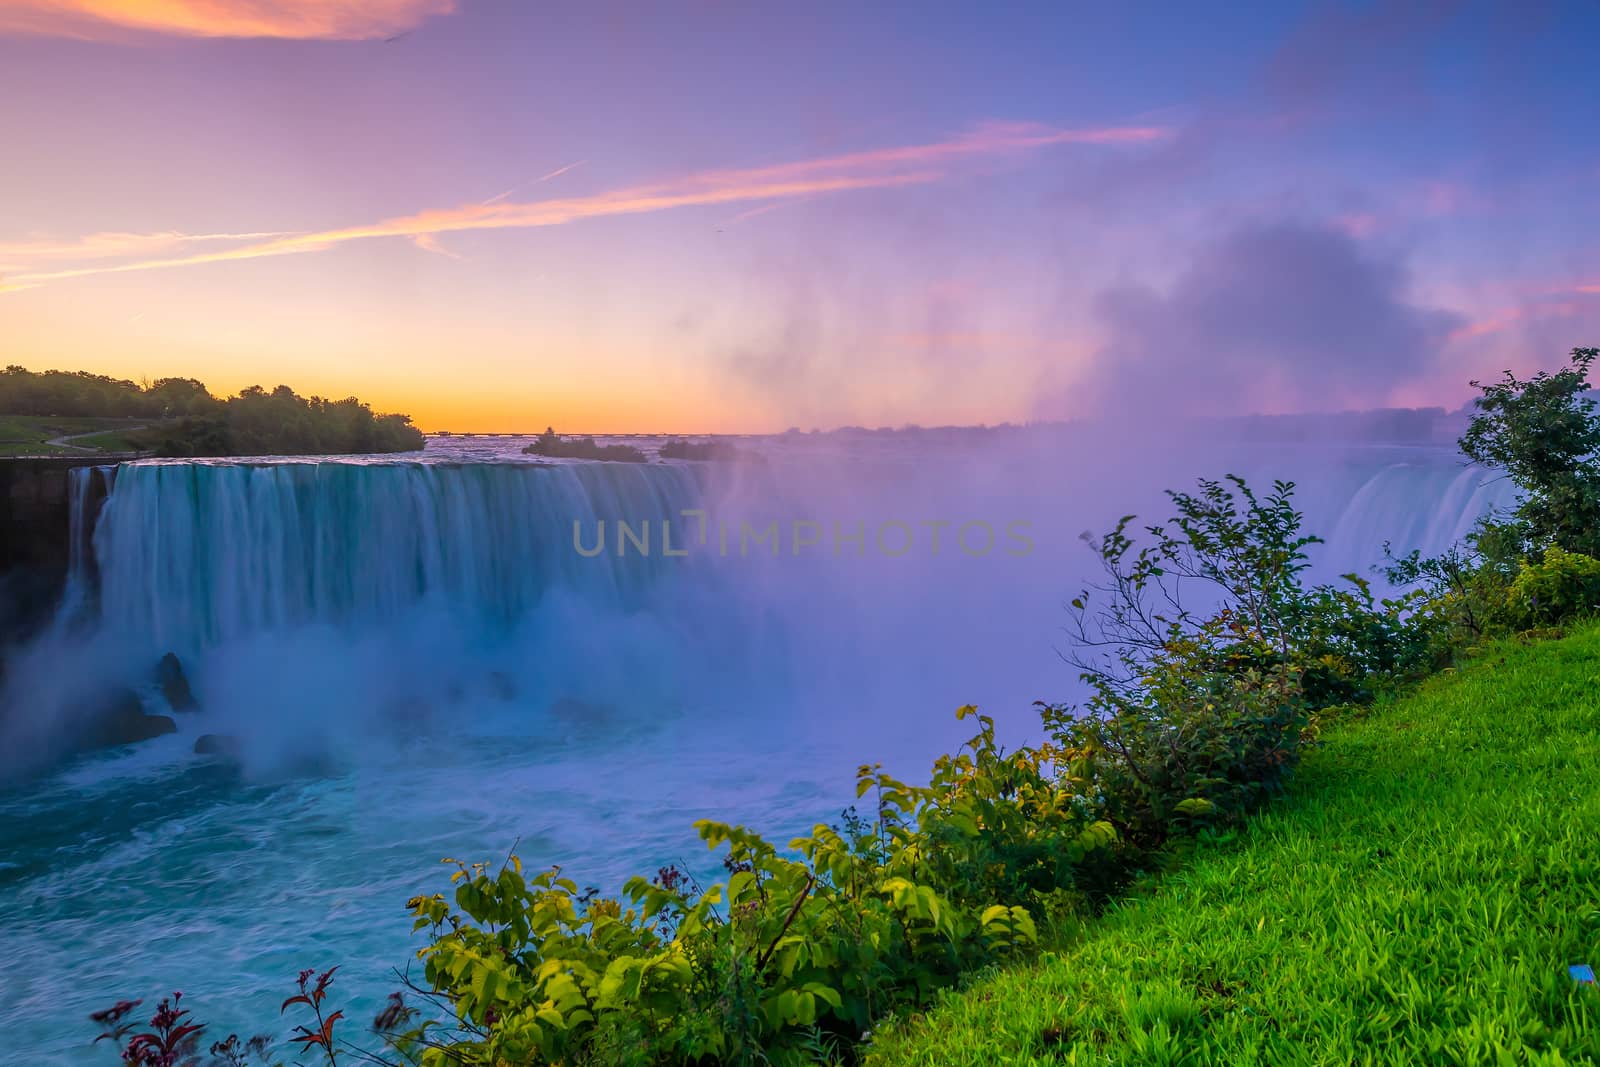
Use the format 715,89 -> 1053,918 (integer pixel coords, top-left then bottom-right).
147,388 -> 424,457
659,437 -> 761,462
145,377 -> 218,418
0,366 -> 160,417
522,427 -> 646,462
0,366 -> 424,456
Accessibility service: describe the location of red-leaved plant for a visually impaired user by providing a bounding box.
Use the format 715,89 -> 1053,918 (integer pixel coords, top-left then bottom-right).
92,993 -> 204,1066
282,966 -> 343,1064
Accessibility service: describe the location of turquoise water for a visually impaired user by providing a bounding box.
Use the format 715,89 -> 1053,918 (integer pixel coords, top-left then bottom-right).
0,434 -> 1512,1062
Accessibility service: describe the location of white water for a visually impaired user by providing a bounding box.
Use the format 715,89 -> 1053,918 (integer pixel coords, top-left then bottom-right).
0,432 -> 1514,1061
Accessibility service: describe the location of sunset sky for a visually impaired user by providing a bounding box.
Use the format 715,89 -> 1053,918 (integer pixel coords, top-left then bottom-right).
1,1 -> 1597,432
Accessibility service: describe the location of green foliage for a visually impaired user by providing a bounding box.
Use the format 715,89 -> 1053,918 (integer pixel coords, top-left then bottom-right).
1046,663 -> 1306,856
1505,545 -> 1600,629
0,366 -> 211,418
0,366 -> 424,456
395,711 -> 1085,1065
1460,346 -> 1600,557
1384,346 -> 1600,648
1387,522 -> 1600,647
524,427 -> 647,463
1384,515 -> 1531,651
143,386 -> 424,457
1069,477 -> 1426,713
864,626 -> 1600,1066
1057,477 -> 1431,852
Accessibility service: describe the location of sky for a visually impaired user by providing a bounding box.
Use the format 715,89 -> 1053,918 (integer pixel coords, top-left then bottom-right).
0,0 -> 1597,433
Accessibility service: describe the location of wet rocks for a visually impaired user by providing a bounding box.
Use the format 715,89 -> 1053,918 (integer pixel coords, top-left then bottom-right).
156,652 -> 197,712
80,688 -> 176,750
193,733 -> 242,759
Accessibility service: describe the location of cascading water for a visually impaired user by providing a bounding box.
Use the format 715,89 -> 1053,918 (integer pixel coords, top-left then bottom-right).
0,435 -> 1517,1063
91,460 -> 707,654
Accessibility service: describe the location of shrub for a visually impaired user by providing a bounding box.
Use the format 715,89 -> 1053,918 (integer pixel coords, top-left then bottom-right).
91,993 -> 280,1067
1504,546 -> 1600,629
1068,476 -> 1424,713
1051,476 -> 1437,852
1385,515 -> 1565,649
392,708 -> 1102,1066
1459,346 -> 1600,557
523,427 -> 647,463
1044,657 -> 1306,853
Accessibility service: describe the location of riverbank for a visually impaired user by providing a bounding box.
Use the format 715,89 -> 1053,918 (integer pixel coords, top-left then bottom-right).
865,624 -> 1600,1065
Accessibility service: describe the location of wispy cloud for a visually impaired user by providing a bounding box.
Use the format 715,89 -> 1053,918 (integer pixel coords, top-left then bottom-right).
1448,287 -> 1597,342
1,122 -> 1170,292
682,120 -> 1168,191
410,233 -> 461,259
0,0 -> 455,41
0,229 -> 297,270
537,159 -> 586,184
726,201 -> 792,227
481,159 -> 588,206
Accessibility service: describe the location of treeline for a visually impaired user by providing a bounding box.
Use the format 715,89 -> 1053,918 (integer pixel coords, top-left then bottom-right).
660,437 -> 763,462
1,366 -> 215,418
148,386 -> 424,457
0,367 -> 423,456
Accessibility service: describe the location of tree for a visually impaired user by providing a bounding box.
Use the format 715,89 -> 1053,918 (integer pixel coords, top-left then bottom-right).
1459,346 -> 1600,557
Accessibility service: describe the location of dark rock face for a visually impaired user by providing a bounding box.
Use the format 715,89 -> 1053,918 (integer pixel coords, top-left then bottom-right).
0,459 -> 101,648
194,733 -> 241,758
156,652 -> 197,711
79,688 -> 176,750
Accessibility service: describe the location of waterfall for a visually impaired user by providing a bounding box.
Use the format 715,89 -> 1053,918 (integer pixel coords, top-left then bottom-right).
75,447 -> 1515,662
1320,458 -> 1519,577
91,460 -> 708,656
3,441 -> 1519,779
0,440 -> 1532,1067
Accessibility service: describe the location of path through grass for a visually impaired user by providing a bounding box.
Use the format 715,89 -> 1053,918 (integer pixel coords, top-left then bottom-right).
0,415 -> 154,456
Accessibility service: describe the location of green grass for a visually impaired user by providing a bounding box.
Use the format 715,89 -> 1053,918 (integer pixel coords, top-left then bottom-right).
0,414 -> 154,455
866,627 -> 1600,1066
63,427 -> 146,451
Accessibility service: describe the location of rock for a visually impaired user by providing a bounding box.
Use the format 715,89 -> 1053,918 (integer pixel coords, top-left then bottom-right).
79,688 -> 176,750
193,733 -> 242,758
156,652 -> 197,711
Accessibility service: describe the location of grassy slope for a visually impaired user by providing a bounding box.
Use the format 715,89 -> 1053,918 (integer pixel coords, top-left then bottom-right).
868,627 -> 1600,1066
0,415 -> 154,456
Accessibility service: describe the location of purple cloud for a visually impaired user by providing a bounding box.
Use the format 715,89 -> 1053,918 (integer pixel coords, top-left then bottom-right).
1070,221 -> 1465,417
